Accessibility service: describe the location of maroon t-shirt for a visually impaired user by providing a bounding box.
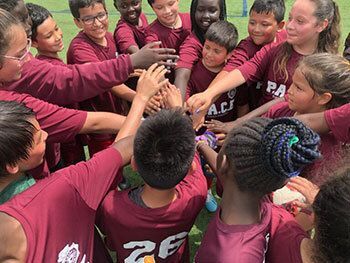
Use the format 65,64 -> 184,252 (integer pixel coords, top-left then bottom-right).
266,203 -> 307,263
325,103 -> 350,143
264,102 -> 343,186
114,12 -> 148,54
238,41 -> 302,106
0,147 -> 123,262
176,32 -> 202,70
36,54 -> 66,66
195,200 -> 272,263
67,31 -> 126,142
187,60 -> 248,123
3,52 -> 133,106
0,90 -> 87,179
96,153 -> 206,263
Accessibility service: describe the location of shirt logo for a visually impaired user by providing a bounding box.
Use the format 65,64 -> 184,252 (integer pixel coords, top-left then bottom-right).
57,242 -> 90,263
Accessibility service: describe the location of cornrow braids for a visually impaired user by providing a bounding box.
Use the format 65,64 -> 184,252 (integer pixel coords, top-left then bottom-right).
223,117 -> 321,194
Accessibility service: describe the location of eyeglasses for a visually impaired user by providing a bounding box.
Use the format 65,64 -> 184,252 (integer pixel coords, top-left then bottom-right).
1,38 -> 31,63
80,12 -> 108,25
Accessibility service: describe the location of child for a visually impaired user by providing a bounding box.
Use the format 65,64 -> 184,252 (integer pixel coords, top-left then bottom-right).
145,0 -> 191,83
0,63 -> 166,262
175,0 -> 226,99
26,3 -> 65,65
96,109 -> 207,262
264,53 -> 350,186
188,0 -> 340,115
195,117 -> 320,262
67,0 -> 135,161
113,0 -> 148,54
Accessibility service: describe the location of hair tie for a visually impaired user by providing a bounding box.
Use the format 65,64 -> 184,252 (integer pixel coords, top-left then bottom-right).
288,135 -> 299,147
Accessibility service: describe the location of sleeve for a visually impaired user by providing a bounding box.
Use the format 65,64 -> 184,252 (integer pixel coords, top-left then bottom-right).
63,147 -> 123,209
343,33 -> 350,62
237,44 -> 274,85
68,40 -> 103,64
21,94 -> 87,143
262,101 -> 288,118
224,38 -> 254,72
324,103 -> 350,143
6,55 -> 133,106
114,21 -> 138,54
145,27 -> 160,44
176,35 -> 202,69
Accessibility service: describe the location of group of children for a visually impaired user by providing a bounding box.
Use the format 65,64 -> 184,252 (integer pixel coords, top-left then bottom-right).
0,0 -> 349,262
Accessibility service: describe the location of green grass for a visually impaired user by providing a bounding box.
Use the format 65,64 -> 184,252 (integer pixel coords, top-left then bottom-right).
27,0 -> 350,261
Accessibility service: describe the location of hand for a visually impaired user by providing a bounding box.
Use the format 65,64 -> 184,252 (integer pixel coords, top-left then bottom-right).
130,42 -> 179,69
186,91 -> 213,115
216,133 -> 226,146
190,110 -> 206,131
129,69 -> 144,78
163,84 -> 183,109
144,93 -> 163,115
205,119 -> 231,134
287,176 -> 320,210
136,64 -> 168,101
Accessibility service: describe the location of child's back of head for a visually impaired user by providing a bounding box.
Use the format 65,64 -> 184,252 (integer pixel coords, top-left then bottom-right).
222,117 -> 321,195
205,20 -> 238,53
134,109 -> 196,189
250,0 -> 285,23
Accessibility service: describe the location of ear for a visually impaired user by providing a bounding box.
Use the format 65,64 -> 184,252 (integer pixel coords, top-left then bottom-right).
317,19 -> 329,33
6,163 -> 19,175
130,156 -> 138,172
317,92 -> 332,106
277,20 -> 285,31
217,154 -> 230,183
73,18 -> 83,29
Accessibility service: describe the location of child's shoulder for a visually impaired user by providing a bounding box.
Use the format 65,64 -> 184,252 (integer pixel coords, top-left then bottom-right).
265,101 -> 294,119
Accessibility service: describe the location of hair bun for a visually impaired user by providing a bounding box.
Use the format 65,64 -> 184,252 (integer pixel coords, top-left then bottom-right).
261,117 -> 321,179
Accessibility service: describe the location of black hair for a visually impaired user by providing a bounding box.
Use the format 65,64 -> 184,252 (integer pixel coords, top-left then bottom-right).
205,20 -> 238,53
313,168 -> 350,263
223,117 -> 321,194
134,109 -> 196,190
26,3 -> 52,41
190,0 -> 227,45
147,0 -> 154,5
249,0 -> 285,23
0,8 -> 21,65
68,0 -> 106,19
0,101 -> 36,177
0,0 -> 20,11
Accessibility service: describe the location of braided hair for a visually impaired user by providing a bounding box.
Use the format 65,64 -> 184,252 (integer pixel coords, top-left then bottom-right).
223,117 -> 321,194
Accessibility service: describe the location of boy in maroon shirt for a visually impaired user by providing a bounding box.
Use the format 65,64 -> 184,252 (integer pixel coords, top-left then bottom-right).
187,21 -> 249,124
195,118 -> 319,262
0,63 -> 167,262
113,0 -> 148,55
97,109 -> 207,262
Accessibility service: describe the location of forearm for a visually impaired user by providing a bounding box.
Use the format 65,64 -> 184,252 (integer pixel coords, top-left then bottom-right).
239,97 -> 283,121
127,45 -> 139,54
197,143 -> 218,175
174,68 -> 191,101
112,135 -> 134,166
115,95 -> 148,141
295,112 -> 330,134
111,84 -> 136,102
80,112 -> 126,134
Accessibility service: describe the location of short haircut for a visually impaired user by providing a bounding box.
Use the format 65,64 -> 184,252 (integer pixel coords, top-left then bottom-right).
68,0 -> 106,19
313,168 -> 350,262
0,0 -> 20,11
134,109 -> 196,190
147,0 -> 155,6
205,20 -> 238,53
0,101 -> 36,177
26,3 -> 52,41
249,0 -> 285,23
222,117 -> 321,195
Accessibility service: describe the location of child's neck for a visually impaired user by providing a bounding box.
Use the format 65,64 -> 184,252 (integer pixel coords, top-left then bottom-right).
141,184 -> 177,208
37,50 -> 60,60
220,179 -> 261,225
0,172 -> 25,193
292,38 -> 319,56
202,59 -> 225,74
294,105 -> 328,116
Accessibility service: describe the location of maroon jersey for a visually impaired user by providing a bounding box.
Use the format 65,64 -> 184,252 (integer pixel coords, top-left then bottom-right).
195,200 -> 272,263
114,12 -> 149,54
265,102 -> 343,186
266,203 -> 307,263
0,147 -> 123,262
0,90 -> 86,179
3,52 -> 132,106
97,153 -> 206,263
187,60 -> 248,123
67,31 -> 126,143
238,40 -> 302,106
325,103 -> 350,143
36,54 -> 66,66
176,32 -> 202,69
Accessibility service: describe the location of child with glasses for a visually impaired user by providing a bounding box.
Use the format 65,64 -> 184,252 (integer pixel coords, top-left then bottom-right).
68,0 -> 135,190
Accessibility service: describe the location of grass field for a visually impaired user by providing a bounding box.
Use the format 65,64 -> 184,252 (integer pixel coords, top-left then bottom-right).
27,0 -> 350,261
